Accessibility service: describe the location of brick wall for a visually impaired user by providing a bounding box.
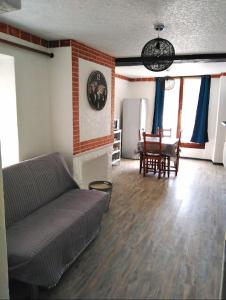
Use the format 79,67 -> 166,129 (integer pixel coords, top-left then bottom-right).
0,22 -> 49,47
0,22 -> 115,156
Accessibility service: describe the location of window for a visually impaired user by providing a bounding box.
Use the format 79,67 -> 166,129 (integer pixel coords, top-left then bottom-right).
181,78 -> 201,143
163,79 -> 180,138
0,54 -> 19,167
162,77 -> 204,148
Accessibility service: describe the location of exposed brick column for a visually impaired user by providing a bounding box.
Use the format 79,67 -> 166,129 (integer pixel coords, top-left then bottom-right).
71,42 -> 81,154
71,40 -> 115,155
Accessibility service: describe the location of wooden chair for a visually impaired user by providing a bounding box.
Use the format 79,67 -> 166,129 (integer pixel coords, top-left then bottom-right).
139,127 -> 160,174
167,130 -> 182,176
142,132 -> 165,179
156,128 -> 171,177
139,128 -> 172,175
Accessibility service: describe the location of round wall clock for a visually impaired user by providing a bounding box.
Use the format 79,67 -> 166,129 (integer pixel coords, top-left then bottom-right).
87,71 -> 108,110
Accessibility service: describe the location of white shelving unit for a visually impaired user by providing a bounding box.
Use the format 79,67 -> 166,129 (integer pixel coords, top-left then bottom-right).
112,129 -> 121,165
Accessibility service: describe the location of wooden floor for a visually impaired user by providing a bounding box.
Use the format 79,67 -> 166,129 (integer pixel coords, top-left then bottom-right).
13,159 -> 226,299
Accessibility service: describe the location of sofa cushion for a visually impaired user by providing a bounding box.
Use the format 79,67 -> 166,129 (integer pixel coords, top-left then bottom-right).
7,188 -> 107,287
3,153 -> 78,227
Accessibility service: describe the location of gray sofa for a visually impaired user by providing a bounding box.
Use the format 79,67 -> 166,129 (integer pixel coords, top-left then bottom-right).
3,153 -> 107,292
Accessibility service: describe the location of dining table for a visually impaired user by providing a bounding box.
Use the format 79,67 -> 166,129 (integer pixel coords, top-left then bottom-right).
137,136 -> 179,157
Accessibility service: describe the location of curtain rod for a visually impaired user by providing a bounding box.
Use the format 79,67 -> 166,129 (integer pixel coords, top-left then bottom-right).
0,38 -> 54,58
169,74 -> 221,79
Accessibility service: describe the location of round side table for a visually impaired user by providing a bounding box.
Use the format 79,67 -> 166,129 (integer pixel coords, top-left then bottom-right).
89,181 -> 112,212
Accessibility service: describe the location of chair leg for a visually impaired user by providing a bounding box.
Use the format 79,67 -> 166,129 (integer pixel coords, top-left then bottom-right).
167,156 -> 170,177
139,153 -> 143,174
158,159 -> 161,179
146,158 -> 149,176
163,158 -> 166,176
175,156 -> 179,176
143,157 -> 146,177
154,159 -> 157,174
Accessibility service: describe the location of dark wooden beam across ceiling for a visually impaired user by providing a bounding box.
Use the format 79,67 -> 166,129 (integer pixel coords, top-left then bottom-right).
115,53 -> 226,66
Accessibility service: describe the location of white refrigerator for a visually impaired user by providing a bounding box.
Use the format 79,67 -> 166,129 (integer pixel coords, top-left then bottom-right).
122,98 -> 147,159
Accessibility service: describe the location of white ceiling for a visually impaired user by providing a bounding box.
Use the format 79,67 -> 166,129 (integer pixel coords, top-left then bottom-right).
1,0 -> 226,77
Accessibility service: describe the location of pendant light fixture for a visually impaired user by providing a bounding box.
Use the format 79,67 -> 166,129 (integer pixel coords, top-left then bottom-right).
141,23 -> 175,72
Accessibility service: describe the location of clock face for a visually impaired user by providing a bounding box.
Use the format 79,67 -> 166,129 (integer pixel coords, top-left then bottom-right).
87,71 -> 108,110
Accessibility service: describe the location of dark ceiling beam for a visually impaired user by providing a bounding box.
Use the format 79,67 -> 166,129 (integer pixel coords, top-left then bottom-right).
115,53 -> 226,66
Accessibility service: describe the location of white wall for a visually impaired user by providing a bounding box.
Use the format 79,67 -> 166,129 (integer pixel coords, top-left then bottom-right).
115,78 -> 155,132
0,150 -> 9,300
50,47 -> 73,171
79,58 -> 111,141
0,33 -> 53,161
0,54 -> 19,167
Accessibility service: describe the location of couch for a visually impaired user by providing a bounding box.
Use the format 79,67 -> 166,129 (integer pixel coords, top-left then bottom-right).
3,152 -> 107,293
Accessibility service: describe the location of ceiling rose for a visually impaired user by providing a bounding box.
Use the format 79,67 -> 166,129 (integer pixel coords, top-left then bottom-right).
141,24 -> 175,72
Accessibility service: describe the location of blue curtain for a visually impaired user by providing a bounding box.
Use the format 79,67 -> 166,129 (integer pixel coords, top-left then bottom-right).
191,75 -> 211,143
151,77 -> 165,134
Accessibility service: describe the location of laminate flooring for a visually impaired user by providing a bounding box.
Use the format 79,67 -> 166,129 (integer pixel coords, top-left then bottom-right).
13,159 -> 226,299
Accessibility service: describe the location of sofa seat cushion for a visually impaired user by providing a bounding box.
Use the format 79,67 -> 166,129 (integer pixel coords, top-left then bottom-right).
7,189 -> 107,287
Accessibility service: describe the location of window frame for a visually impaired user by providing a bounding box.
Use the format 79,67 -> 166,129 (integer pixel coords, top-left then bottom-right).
175,77 -> 205,149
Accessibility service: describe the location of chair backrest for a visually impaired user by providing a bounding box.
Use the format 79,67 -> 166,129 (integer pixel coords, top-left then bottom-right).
143,132 -> 162,155
158,128 -> 172,137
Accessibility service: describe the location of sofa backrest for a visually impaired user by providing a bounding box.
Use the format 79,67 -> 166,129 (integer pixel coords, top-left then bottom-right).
3,153 -> 78,227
